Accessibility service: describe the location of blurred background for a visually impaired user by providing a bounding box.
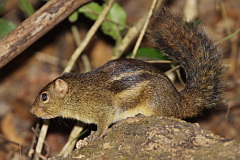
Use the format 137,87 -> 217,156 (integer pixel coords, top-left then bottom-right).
0,0 -> 239,159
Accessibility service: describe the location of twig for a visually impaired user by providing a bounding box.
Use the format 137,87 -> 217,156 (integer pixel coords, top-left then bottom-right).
28,124 -> 40,158
165,65 -> 181,75
0,0 -> 91,68
112,14 -> 147,59
131,0 -> 158,58
63,0 -> 115,73
71,25 -> 82,46
59,122 -> 85,157
34,120 -> 49,160
81,55 -> 92,73
183,0 -> 198,21
175,65 -> 185,86
71,25 -> 91,72
146,60 -> 172,64
35,153 -> 47,160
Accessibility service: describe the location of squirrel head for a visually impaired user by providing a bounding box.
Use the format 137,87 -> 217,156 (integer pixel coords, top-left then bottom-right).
30,79 -> 69,119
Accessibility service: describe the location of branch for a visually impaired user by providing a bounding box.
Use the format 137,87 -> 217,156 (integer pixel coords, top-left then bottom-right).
0,0 -> 91,68
61,116 -> 240,159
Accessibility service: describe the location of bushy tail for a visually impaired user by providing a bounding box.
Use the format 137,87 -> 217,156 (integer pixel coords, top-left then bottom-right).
149,7 -> 225,118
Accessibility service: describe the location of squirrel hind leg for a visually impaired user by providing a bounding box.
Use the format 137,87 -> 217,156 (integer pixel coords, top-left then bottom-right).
145,79 -> 183,118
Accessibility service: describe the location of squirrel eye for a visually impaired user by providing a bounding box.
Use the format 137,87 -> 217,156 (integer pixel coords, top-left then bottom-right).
41,92 -> 49,102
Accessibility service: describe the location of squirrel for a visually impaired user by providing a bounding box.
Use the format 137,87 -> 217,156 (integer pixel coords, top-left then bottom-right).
30,7 -> 225,141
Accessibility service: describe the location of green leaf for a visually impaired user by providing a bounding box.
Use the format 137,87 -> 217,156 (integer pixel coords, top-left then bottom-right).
19,0 -> 35,17
101,3 -> 126,43
78,2 -> 126,43
68,11 -> 79,23
128,47 -> 167,60
0,18 -> 16,39
78,2 -> 103,20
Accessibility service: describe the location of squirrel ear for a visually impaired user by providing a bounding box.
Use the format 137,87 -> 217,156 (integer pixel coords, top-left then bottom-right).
54,79 -> 68,97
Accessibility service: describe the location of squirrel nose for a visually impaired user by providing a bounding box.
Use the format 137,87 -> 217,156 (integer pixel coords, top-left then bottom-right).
30,106 -> 43,116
